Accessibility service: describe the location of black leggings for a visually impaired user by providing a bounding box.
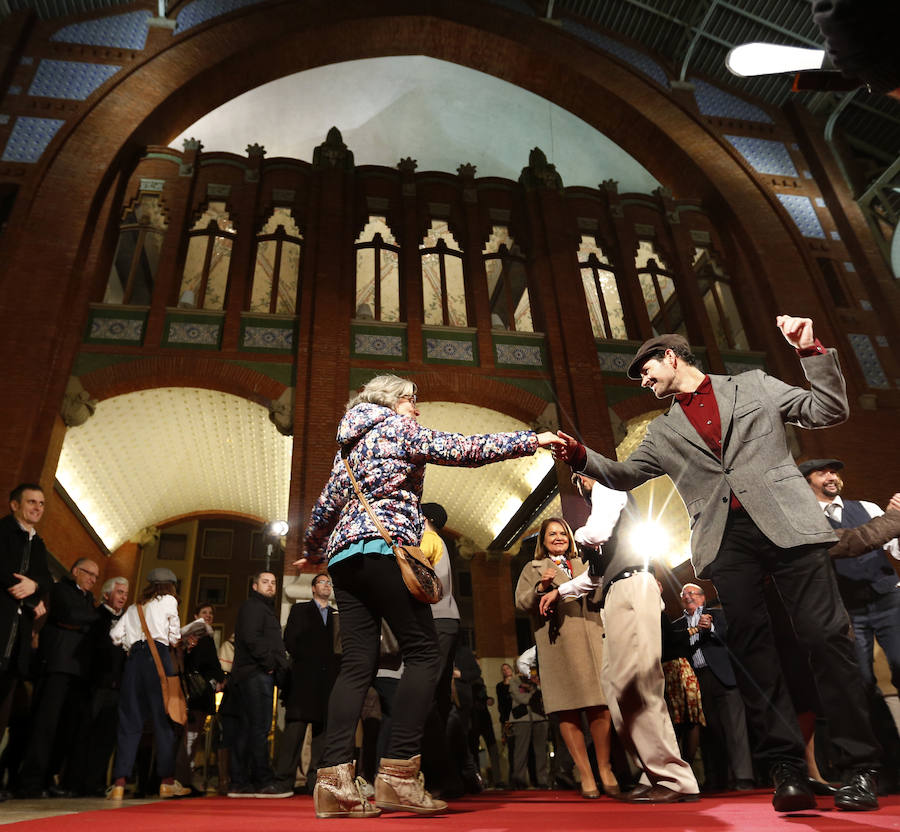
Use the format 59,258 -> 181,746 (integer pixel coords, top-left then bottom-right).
320,553 -> 442,767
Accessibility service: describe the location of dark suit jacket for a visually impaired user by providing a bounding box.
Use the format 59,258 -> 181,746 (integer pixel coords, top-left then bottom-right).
671,606 -> 737,688
282,600 -> 339,723
40,576 -> 99,678
0,513 -> 51,675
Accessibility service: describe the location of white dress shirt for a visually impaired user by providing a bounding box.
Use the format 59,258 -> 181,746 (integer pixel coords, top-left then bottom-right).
820,496 -> 900,559
110,594 -> 181,652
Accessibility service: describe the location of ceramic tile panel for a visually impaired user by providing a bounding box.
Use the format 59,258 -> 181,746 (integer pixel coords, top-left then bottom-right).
725,135 -> 798,177
51,11 -> 152,50
243,326 -> 293,350
28,59 -> 121,100
167,321 -> 221,346
175,0 -> 266,34
495,343 -> 543,367
690,79 -> 773,123
354,333 -> 403,358
776,194 -> 826,239
562,20 -> 669,88
425,338 -> 475,363
1,116 -> 65,163
596,349 -> 631,373
89,317 -> 144,342
848,333 -> 889,388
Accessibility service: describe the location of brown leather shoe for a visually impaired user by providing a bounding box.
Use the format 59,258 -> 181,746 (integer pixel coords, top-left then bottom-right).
627,785 -> 700,804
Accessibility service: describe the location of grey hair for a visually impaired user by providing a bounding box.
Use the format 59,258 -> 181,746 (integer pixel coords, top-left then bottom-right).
101,576 -> 128,597
346,374 -> 416,411
681,582 -> 703,596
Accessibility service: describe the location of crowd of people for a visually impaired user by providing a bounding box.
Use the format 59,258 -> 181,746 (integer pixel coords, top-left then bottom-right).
1,313 -> 899,819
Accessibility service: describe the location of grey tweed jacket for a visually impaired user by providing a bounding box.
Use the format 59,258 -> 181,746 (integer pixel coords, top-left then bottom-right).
580,350 -> 849,578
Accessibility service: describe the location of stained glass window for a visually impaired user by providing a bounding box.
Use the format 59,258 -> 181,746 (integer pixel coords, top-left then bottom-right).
249,208 -> 302,314
104,193 -> 168,305
483,226 -> 533,332
421,220 -> 467,327
692,247 -> 748,350
635,240 -> 684,336
178,201 -> 236,310
577,234 -> 626,340
355,216 -> 400,322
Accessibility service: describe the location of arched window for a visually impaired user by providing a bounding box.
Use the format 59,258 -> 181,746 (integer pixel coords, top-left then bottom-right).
692,247 -> 748,350
483,226 -> 533,332
635,240 -> 684,335
421,220 -> 467,327
104,193 -> 168,305
355,216 -> 400,322
178,201 -> 236,310
577,234 -> 626,339
249,208 -> 302,314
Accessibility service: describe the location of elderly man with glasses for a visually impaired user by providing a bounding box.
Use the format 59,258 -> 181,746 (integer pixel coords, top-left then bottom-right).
17,557 -> 101,798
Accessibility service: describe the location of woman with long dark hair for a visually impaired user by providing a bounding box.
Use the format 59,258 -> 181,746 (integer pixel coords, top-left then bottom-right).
108,567 -> 188,799
297,374 -> 561,818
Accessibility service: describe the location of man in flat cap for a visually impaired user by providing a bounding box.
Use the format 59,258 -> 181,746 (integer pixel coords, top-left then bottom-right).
800,459 -> 900,691
553,315 -> 881,813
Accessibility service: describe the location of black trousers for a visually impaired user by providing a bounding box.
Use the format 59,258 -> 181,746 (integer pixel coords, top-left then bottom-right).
708,512 -> 880,773
320,554 -> 442,767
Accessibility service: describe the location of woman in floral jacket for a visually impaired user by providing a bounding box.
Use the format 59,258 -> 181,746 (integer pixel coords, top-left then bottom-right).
297,374 -> 560,818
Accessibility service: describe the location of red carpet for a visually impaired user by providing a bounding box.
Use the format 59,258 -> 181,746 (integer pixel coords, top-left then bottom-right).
10,790 -> 900,831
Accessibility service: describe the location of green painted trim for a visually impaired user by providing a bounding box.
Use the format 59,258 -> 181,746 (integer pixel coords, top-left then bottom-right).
143,152 -> 182,165
73,353 -> 142,377
227,360 -> 295,387
238,316 -> 297,353
350,323 -> 408,362
422,328 -> 478,365
488,375 -> 555,402
84,307 -> 148,345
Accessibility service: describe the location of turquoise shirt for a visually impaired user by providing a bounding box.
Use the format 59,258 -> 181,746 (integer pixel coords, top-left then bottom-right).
329,537 -> 394,568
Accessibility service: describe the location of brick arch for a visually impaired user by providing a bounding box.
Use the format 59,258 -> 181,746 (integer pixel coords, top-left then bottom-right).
79,356 -> 286,406
610,391 -> 668,426
413,371 -> 549,425
1,0 -> 823,485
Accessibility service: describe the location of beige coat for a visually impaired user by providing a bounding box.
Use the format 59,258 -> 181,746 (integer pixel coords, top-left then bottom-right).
515,557 -> 606,713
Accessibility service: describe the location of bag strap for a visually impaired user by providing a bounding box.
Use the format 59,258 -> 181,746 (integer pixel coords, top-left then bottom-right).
341,447 -> 396,550
136,603 -> 170,691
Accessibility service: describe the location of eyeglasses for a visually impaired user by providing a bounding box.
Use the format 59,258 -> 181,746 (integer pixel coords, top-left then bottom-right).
75,566 -> 99,579
399,394 -> 416,404
314,579 -> 332,586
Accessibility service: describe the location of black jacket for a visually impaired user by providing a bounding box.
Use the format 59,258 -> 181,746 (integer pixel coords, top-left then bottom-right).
282,600 -> 339,722
91,605 -> 126,689
671,606 -> 737,688
39,575 -> 99,678
0,513 -> 52,675
231,590 -> 288,684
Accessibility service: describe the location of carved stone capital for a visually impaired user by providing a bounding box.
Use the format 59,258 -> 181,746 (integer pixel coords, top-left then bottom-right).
61,376 -> 97,427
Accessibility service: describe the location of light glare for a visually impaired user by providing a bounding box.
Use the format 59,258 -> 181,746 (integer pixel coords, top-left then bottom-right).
726,43 -> 825,78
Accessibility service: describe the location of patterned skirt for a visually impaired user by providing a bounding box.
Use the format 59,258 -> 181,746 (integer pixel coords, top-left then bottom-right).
663,657 -> 705,726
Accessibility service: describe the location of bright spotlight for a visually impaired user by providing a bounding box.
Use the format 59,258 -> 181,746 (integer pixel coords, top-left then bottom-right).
725,43 -> 825,78
629,521 -> 670,560
266,520 -> 289,537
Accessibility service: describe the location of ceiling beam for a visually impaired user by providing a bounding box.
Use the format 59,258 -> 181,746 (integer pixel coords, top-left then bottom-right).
488,466 -> 559,552
679,0 -> 721,81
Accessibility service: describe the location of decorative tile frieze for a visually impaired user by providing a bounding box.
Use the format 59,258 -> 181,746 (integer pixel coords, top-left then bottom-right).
690,230 -> 711,244
174,0 -> 266,34
596,349 -> 631,374
848,333 -> 889,388
1,117 -> 65,163
167,321 -> 221,346
690,78 -> 773,123
243,326 -> 293,350
50,10 -> 152,50
776,194 -> 826,239
875,335 -> 888,348
207,183 -> 231,197
28,59 -> 120,100
0,115 -> 8,125
140,178 -> 165,192
562,20 -> 669,88
843,262 -> 855,272
89,317 -> 144,342
425,338 -> 475,363
495,343 -> 543,367
815,197 -> 826,207
273,189 -> 296,203
354,333 -> 403,358
725,136 -> 798,177
830,231 -> 841,240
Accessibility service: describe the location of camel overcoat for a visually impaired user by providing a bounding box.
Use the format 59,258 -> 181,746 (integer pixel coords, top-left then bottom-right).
515,557 -> 605,713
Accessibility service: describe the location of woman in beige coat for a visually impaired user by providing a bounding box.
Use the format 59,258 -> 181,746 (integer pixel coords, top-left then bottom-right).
515,517 -> 618,797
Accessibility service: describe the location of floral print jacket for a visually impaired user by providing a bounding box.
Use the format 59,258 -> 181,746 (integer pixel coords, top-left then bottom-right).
304,403 -> 539,563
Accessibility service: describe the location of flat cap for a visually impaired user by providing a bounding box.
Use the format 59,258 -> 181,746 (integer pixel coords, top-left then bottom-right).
797,458 -> 844,477
627,333 -> 690,380
147,567 -> 178,584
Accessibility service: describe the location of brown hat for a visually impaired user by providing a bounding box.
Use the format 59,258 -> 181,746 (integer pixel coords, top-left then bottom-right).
627,334 -> 690,379
797,458 -> 844,477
